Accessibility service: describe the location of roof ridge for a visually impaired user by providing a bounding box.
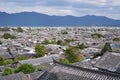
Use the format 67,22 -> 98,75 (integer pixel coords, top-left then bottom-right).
53,59 -> 120,77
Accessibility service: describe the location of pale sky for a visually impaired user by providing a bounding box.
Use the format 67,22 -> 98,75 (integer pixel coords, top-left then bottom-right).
0,0 -> 120,19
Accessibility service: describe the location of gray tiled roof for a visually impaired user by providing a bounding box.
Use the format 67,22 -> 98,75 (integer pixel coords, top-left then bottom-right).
0,66 -> 5,72
0,72 -> 31,80
95,52 -> 120,73
0,54 -> 18,59
30,71 -> 45,80
39,61 -> 120,80
19,54 -> 60,66
73,60 -> 95,69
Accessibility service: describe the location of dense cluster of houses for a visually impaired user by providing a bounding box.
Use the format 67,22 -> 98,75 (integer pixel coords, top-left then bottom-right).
0,27 -> 120,80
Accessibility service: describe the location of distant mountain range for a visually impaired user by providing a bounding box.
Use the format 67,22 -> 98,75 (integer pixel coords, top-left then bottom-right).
0,12 -> 120,26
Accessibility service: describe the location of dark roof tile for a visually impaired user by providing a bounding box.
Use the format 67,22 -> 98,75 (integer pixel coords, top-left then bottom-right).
0,72 -> 31,80
95,52 -> 120,73
39,61 -> 120,80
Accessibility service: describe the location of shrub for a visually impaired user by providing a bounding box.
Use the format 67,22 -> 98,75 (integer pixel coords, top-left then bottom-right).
57,40 -> 62,45
35,43 -> 46,57
2,68 -> 14,76
113,38 -> 120,41
3,59 -> 13,65
50,38 -> 57,44
2,33 -> 16,39
77,43 -> 85,49
60,58 -> 70,64
101,42 -> 112,55
38,65 -> 46,71
91,33 -> 103,38
15,55 -> 29,61
0,56 -> 3,61
65,47 -> 81,63
61,41 -> 69,46
62,31 -> 68,34
43,38 -> 50,44
0,56 -> 4,65
15,63 -> 36,74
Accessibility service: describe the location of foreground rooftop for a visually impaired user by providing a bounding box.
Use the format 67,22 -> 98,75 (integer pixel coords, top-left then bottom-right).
38,60 -> 120,80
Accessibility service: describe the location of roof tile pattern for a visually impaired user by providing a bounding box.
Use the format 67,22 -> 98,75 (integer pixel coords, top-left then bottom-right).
0,72 -> 30,80
95,52 -> 120,72
39,61 -> 120,80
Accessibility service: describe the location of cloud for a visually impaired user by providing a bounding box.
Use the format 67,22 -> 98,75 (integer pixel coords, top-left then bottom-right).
0,0 -> 119,19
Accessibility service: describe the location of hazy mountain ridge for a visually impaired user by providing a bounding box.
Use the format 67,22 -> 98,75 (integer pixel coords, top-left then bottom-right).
0,12 -> 120,26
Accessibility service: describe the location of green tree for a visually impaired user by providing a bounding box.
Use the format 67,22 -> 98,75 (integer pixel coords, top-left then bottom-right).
43,38 -> 50,44
50,38 -> 57,44
35,43 -> 46,57
77,43 -> 85,49
0,56 -> 3,61
15,63 -> 36,74
91,33 -> 103,38
0,40 -> 2,44
3,59 -> 13,65
65,47 -> 80,63
2,33 -> 16,39
101,42 -> 112,55
60,58 -> 70,64
0,56 -> 4,65
62,31 -> 68,34
15,55 -> 29,61
57,40 -> 62,45
113,38 -> 120,41
65,39 -> 71,43
61,41 -> 69,46
2,68 -> 14,76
